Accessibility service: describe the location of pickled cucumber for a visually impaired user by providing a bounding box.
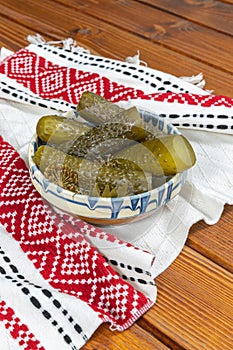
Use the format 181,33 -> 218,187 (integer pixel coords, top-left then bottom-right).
33,145 -> 99,194
77,91 -> 143,127
36,115 -> 91,144
62,122 -> 149,158
33,145 -> 152,197
115,134 -> 196,176
34,93 -> 196,197
96,158 -> 152,197
77,91 -> 122,125
33,145 -> 82,172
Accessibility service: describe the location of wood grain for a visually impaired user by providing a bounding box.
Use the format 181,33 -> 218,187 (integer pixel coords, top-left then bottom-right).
0,2 -> 232,96
82,323 -> 170,350
187,205 -> 233,273
141,0 -> 233,35
139,246 -> 233,350
52,0 -> 233,73
0,15 -> 63,51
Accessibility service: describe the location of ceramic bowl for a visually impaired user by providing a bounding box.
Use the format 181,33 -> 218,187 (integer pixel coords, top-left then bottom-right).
28,109 -> 187,225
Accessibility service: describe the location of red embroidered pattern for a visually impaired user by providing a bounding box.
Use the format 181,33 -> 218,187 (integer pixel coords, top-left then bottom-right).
59,212 -> 139,249
0,137 -> 153,330
0,300 -> 45,350
1,48 -> 233,108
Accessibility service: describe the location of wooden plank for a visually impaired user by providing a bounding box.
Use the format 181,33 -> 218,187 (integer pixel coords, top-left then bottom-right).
0,3 -> 232,97
82,323 -> 170,350
140,0 -> 233,35
187,205 -> 233,273
0,14 -> 96,54
51,0 -> 233,73
0,4 -> 66,39
222,0 -> 233,4
138,246 -> 233,350
0,15 -> 64,51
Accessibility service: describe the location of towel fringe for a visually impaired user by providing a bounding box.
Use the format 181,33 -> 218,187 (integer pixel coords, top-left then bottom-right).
26,34 -> 90,54
179,72 -> 206,88
125,50 -> 148,66
27,33 -> 46,45
27,34 -> 209,90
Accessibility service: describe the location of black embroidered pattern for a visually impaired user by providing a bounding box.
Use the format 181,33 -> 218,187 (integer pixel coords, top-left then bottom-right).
158,112 -> 232,131
0,81 -> 75,111
0,247 -> 88,344
1,56 -> 232,132
104,257 -> 155,286
0,268 -> 77,348
35,44 -> 192,93
121,274 -> 155,285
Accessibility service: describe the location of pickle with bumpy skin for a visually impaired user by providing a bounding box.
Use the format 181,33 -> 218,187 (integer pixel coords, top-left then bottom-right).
33,145 -> 82,172
96,158 -> 152,197
77,91 -> 122,125
115,134 -> 196,176
36,115 -> 91,144
33,145 -> 100,194
33,145 -> 152,197
61,122 -> 149,158
77,91 -> 144,127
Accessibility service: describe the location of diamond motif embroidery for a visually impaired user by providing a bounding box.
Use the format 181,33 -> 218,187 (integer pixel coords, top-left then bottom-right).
0,137 -> 153,330
41,70 -> 65,93
1,48 -> 233,107
10,55 -> 34,75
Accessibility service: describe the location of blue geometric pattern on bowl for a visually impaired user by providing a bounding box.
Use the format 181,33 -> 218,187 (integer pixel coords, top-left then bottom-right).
28,109 -> 186,223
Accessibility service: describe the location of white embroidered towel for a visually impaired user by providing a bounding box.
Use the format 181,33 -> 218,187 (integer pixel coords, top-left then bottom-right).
1,41 -> 232,277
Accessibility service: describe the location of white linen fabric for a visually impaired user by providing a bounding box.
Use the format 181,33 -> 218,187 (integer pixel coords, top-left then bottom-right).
1,42 -> 232,275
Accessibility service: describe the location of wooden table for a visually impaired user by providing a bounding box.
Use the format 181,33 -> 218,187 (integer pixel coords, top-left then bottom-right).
0,1 -> 232,349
